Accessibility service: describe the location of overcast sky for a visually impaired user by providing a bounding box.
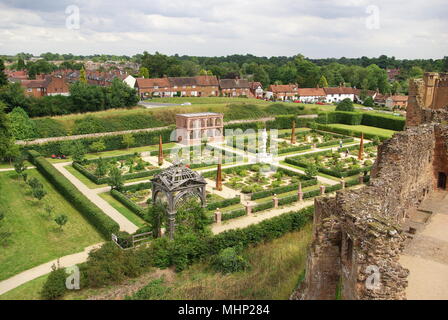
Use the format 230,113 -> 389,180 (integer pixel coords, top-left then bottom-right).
0,0 -> 446,59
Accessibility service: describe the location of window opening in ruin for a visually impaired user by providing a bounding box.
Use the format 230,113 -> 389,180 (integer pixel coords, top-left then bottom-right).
438,172 -> 447,190
346,236 -> 353,268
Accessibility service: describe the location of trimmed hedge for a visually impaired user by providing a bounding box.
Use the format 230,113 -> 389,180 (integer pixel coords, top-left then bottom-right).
23,127 -> 175,157
315,123 -> 390,141
207,196 -> 241,211
278,144 -> 312,154
73,161 -> 162,185
251,178 -> 318,200
316,137 -> 354,148
28,150 -> 120,238
361,113 -> 405,131
253,201 -> 275,213
317,111 -> 363,125
222,208 -> 246,221
110,189 -> 146,218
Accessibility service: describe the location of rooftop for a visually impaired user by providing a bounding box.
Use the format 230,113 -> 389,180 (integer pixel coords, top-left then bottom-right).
177,112 -> 223,117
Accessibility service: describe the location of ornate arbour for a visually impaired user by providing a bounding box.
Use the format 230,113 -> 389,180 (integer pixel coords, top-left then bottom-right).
151,164 -> 207,239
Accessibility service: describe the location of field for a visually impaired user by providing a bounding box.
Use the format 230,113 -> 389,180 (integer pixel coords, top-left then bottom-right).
0,170 -> 103,281
0,225 -> 312,300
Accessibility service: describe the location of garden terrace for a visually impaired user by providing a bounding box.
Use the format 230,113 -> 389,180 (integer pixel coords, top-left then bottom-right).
284,142 -> 377,178
73,153 -> 162,185
150,145 -> 244,168
203,163 -> 316,194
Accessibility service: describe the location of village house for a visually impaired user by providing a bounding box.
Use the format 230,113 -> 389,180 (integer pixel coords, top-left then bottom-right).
219,79 -> 250,97
323,86 -> 356,103
135,78 -> 172,99
20,76 -> 69,97
268,84 -> 299,101
386,95 -> 408,109
297,87 -> 326,103
194,75 -> 220,97
353,89 -> 379,104
249,82 -> 264,98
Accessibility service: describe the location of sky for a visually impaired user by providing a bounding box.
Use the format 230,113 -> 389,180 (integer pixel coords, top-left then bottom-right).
0,0 -> 447,59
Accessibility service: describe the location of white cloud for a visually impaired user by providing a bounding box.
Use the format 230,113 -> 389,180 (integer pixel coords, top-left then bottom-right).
0,0 -> 446,58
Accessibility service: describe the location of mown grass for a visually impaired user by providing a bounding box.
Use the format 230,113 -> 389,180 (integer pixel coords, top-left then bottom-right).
0,170 -> 103,281
322,124 -> 396,138
99,192 -> 147,228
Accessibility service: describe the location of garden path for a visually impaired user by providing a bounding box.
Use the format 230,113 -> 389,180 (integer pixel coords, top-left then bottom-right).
53,162 -> 139,234
0,243 -> 104,296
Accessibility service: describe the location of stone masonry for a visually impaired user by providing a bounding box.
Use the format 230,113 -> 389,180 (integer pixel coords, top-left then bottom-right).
296,73 -> 448,300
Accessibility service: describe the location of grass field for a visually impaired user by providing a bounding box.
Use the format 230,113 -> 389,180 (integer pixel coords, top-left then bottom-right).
0,170 -> 103,281
322,124 -> 396,138
0,224 -> 312,300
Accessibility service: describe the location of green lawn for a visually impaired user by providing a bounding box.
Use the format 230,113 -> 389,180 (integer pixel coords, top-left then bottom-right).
322,124 -> 396,138
0,274 -> 49,300
99,192 -> 147,228
0,170 -> 103,281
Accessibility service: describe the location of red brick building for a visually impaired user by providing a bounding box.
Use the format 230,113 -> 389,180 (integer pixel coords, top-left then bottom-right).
219,79 -> 250,97
135,78 -> 172,99
20,76 -> 69,97
176,112 -> 224,145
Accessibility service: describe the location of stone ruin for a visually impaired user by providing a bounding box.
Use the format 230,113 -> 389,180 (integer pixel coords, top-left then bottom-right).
295,73 -> 448,300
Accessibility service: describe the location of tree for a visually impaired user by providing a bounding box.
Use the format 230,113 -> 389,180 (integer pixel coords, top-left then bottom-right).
17,58 -> 25,71
108,167 -> 124,191
32,186 -> 47,201
90,139 -> 106,154
40,265 -> 67,299
305,164 -> 318,179
54,214 -> 68,230
8,107 -> 37,140
363,96 -> 374,107
95,157 -> 108,177
138,67 -> 150,78
0,59 -> 7,87
80,68 -> 87,83
14,157 -> 27,180
44,202 -> 55,218
122,133 -> 135,149
71,141 -> 86,162
336,98 -> 354,112
318,75 -> 329,88
0,102 -> 16,163
146,201 -> 166,238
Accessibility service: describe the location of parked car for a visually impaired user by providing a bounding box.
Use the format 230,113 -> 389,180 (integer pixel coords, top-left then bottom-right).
181,102 -> 192,106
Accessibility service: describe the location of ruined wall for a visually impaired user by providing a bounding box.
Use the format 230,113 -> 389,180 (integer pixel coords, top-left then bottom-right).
407,73 -> 448,127
299,125 -> 436,300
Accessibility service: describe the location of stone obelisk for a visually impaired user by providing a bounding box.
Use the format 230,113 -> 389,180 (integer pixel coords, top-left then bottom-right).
158,135 -> 164,166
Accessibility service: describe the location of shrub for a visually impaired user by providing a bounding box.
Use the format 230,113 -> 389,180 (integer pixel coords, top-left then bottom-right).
335,98 -> 354,111
32,118 -> 67,138
127,278 -> 169,300
207,196 -> 241,211
211,246 -> 249,274
40,266 -> 67,300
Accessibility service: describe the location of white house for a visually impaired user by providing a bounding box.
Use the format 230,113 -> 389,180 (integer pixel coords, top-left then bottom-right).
123,75 -> 136,88
323,87 -> 356,103
297,88 -> 326,103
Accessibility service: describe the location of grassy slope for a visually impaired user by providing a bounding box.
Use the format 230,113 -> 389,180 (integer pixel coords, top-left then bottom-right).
99,192 -> 146,228
0,170 -> 103,281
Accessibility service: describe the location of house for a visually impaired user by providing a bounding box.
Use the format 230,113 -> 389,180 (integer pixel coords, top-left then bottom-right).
268,84 -> 298,101
386,95 -> 408,109
249,82 -> 264,98
353,89 -> 379,104
123,75 -> 136,88
20,76 -> 69,97
387,69 -> 401,81
374,93 -> 388,106
297,87 -> 326,103
324,87 -> 356,103
7,70 -> 28,81
219,79 -> 250,97
135,78 -> 172,99
194,75 -> 220,97
168,77 -> 198,97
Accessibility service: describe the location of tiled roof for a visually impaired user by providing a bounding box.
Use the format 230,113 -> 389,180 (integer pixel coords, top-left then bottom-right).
219,79 -> 250,89
20,77 -> 51,88
269,84 -> 298,93
136,77 -> 171,88
249,82 -> 263,90
297,88 -> 326,96
194,75 -> 219,86
168,77 -> 197,87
